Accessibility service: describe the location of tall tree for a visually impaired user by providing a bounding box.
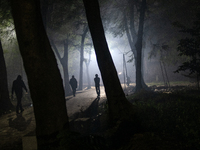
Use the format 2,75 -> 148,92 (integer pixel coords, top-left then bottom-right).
41,0 -> 89,91
11,0 -> 69,148
82,0 -> 134,124
103,0 -> 148,92
135,0 -> 146,92
40,0 -> 73,96
51,37 -> 72,96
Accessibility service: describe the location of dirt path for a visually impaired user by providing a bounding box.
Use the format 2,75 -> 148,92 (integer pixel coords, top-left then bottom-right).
0,106 -> 36,150
0,86 -> 106,149
66,86 -> 106,119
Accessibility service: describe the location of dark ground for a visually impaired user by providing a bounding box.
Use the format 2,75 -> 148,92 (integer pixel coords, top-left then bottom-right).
0,84 -> 199,149
0,87 -> 107,150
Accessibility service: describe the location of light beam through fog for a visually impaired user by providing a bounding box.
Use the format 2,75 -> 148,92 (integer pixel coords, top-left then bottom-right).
82,34 -> 135,87
57,33 -> 137,89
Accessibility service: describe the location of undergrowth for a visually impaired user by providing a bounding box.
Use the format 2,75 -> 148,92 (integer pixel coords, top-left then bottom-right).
56,88 -> 200,150
127,89 -> 200,149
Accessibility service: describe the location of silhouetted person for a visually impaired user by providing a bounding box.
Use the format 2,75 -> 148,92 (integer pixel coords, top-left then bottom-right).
94,74 -> 100,97
69,75 -> 77,97
12,75 -> 28,114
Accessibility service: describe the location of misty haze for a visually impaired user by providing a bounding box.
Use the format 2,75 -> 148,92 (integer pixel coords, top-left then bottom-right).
0,0 -> 200,149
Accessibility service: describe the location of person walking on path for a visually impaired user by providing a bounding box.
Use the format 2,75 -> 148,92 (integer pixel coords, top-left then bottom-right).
12,75 -> 28,114
69,75 -> 78,97
94,74 -> 100,97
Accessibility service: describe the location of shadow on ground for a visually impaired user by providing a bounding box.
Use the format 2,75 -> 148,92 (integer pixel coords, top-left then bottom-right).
69,97 -> 104,135
8,113 -> 32,131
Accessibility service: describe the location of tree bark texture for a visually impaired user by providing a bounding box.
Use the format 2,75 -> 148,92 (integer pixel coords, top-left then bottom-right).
0,39 -> 14,110
63,39 -> 72,95
83,0 -> 134,123
85,46 -> 92,89
11,0 -> 69,147
135,0 -> 146,92
50,39 -> 72,96
79,26 -> 88,90
125,0 -> 148,91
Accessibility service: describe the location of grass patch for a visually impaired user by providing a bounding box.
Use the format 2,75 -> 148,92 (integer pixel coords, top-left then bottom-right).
127,89 -> 200,149
56,87 -> 200,150
146,81 -> 193,86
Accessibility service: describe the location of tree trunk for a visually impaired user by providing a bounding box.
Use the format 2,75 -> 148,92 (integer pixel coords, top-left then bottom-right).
50,39 -> 72,96
85,45 -> 92,89
0,39 -> 14,111
63,39 -> 72,95
11,0 -> 69,148
125,0 -> 148,91
83,0 -> 134,124
79,26 -> 89,90
85,61 -> 91,89
134,0 -> 146,92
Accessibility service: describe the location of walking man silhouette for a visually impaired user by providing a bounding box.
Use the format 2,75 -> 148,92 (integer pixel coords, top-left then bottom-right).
69,75 -> 77,97
94,74 -> 100,97
12,75 -> 28,114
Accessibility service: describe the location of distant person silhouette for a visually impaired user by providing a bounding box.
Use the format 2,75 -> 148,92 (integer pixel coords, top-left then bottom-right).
94,74 -> 100,97
12,75 -> 28,114
69,75 -> 77,97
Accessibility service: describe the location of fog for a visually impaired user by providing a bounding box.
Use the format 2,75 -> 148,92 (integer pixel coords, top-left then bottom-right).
60,34 -> 136,88
60,30 -> 191,89
4,0 -> 195,91
4,30 -> 191,92
1,1 -> 199,149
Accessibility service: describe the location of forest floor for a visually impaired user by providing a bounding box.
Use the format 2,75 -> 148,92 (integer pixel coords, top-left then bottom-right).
61,82 -> 200,150
0,83 -> 199,149
0,104 -> 35,150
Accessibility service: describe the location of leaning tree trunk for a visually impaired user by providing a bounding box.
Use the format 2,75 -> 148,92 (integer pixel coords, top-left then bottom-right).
0,39 -> 14,111
83,0 -> 134,124
11,0 -> 69,148
50,39 -> 72,96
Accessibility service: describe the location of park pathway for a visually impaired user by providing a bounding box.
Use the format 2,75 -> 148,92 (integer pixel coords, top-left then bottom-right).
66,86 -> 106,119
0,86 -> 106,149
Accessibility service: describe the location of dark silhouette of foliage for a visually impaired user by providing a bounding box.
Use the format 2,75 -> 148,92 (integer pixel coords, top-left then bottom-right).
174,13 -> 200,89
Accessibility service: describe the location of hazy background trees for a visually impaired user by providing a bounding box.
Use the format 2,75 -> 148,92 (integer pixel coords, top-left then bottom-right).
1,0 -> 199,110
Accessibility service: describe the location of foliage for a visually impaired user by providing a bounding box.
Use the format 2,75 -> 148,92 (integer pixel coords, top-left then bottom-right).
0,0 -> 12,25
174,13 -> 200,89
174,13 -> 200,73
147,0 -> 200,67
0,0 -> 15,40
46,0 -> 85,30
